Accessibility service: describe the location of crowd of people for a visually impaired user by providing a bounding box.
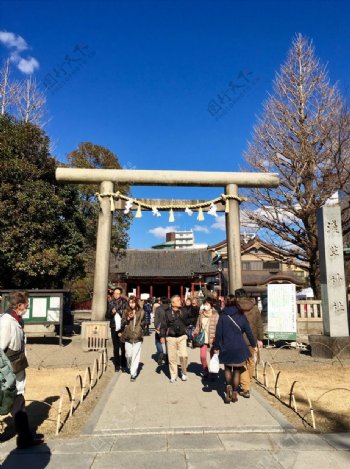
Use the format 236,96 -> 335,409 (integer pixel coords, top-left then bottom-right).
0,287 -> 263,449
106,286 -> 264,403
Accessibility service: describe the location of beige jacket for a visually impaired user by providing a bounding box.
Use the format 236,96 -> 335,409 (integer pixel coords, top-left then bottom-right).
194,309 -> 219,346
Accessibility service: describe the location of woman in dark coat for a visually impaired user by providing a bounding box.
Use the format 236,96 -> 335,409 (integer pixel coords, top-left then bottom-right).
213,296 -> 257,403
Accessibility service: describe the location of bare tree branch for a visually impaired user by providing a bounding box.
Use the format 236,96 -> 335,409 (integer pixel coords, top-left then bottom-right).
16,76 -> 47,125
0,59 -> 20,115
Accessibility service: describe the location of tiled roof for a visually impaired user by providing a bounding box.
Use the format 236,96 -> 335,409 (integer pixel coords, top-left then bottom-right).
209,237 -> 291,258
110,249 -> 216,278
221,271 -> 304,286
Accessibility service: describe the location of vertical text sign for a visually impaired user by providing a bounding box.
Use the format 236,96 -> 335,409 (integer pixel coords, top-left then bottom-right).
268,283 -> 297,341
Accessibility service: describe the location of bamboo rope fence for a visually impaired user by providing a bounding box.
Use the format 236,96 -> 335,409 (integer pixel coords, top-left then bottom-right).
255,358 -> 317,428
253,351 -> 350,431
55,348 -> 108,435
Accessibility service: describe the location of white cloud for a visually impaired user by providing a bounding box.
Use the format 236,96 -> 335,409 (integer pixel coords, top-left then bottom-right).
149,226 -> 179,239
0,30 -> 39,74
193,225 -> 210,234
0,31 -> 28,51
210,212 -> 260,232
211,215 -> 225,231
17,56 -> 39,74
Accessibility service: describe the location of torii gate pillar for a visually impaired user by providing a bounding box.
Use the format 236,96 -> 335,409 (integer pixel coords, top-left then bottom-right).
91,181 -> 114,321
226,184 -> 242,293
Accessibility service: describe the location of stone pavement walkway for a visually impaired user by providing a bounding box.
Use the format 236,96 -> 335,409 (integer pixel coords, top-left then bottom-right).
1,333 -> 349,468
83,336 -> 292,436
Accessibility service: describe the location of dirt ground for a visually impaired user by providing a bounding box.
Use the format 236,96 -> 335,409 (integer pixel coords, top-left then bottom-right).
254,346 -> 350,433
1,337 -> 350,440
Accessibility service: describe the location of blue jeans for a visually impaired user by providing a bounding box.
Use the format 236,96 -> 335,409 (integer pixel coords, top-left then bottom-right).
187,325 -> 194,341
155,332 -> 163,354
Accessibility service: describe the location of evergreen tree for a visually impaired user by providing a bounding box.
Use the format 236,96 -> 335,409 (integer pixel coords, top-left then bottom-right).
0,114 -> 86,288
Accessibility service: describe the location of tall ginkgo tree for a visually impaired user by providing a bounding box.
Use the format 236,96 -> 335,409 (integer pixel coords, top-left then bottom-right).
243,34 -> 350,297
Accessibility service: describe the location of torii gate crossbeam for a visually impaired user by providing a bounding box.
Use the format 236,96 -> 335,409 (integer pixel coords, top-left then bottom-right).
55,168 -> 279,321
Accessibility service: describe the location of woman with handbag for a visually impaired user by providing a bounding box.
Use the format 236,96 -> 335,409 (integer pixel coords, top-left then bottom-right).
0,291 -> 44,448
121,296 -> 145,382
213,295 -> 257,404
193,298 -> 219,379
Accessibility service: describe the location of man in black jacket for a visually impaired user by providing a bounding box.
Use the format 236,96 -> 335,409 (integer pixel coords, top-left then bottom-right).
105,287 -> 127,371
160,295 -> 192,383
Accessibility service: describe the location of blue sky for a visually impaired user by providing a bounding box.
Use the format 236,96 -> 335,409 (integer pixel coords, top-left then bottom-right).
2,0 -> 350,248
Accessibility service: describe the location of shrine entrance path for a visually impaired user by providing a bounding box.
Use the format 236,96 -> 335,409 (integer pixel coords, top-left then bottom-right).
83,333 -> 292,436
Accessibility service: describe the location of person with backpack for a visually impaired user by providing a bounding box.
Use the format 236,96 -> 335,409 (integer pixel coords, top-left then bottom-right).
0,291 -> 44,448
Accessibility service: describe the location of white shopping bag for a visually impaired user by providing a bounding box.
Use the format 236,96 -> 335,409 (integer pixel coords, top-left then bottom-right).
209,353 -> 220,374
114,313 -> 122,332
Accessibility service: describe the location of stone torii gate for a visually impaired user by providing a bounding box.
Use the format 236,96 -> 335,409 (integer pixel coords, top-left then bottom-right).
56,168 -> 279,321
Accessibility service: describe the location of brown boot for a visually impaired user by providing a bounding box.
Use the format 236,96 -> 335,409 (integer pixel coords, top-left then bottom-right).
231,389 -> 238,403
224,385 -> 233,404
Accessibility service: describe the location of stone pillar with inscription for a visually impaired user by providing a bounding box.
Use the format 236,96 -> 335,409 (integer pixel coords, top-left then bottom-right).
318,205 -> 349,337
310,205 -> 349,358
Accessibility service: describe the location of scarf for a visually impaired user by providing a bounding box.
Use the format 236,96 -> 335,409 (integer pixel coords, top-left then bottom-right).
7,309 -> 25,328
202,308 -> 213,318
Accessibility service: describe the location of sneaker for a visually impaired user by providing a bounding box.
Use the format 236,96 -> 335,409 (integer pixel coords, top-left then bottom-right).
239,390 -> 250,398
181,374 -> 188,382
169,377 -> 177,383
130,375 -> 136,382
